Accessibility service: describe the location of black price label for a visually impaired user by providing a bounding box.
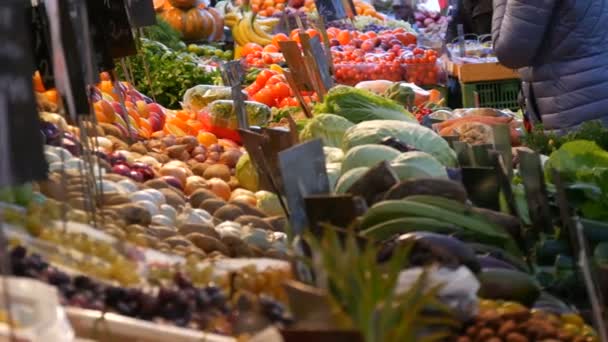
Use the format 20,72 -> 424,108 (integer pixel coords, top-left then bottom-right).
57,0 -> 89,116
103,0 -> 137,59
87,0 -> 115,71
0,0 -> 48,186
29,4 -> 55,89
126,0 -> 157,28
314,0 -> 347,22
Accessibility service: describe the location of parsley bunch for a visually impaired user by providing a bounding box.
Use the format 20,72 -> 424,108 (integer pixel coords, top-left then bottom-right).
118,38 -> 220,109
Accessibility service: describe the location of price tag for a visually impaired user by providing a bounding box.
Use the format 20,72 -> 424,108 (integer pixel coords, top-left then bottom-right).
518,151 -> 553,234
220,61 -> 248,129
103,0 -> 137,59
67,0 -> 99,84
0,0 -> 47,186
279,41 -> 315,91
45,0 -> 89,118
314,0 -> 348,22
306,35 -> 333,94
29,4 -> 55,89
125,0 -> 156,28
279,139 -> 330,235
87,0 -> 115,71
304,195 -> 367,237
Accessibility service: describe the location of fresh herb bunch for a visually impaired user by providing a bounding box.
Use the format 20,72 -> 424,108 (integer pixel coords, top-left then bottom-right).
117,38 -> 220,109
305,228 -> 458,342
523,120 -> 608,155
142,17 -> 186,51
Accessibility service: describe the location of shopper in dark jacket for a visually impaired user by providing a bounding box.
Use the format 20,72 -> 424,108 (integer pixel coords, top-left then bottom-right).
446,0 -> 493,43
493,0 -> 608,132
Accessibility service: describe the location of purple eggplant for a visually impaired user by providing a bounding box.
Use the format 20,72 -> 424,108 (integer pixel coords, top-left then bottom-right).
477,254 -> 517,270
377,232 -> 481,273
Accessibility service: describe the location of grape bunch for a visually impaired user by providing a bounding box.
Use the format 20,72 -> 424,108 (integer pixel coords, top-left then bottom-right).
326,20 -> 355,31
362,23 -> 390,33
9,246 -> 292,334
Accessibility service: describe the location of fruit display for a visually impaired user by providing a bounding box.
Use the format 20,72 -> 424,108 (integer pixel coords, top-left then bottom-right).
188,43 -> 234,60
244,69 -> 318,108
8,0 -> 608,340
455,300 -> 599,342
8,245 -> 292,334
225,10 -> 280,48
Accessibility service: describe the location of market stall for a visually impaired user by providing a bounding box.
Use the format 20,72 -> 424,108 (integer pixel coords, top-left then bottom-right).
0,0 -> 607,341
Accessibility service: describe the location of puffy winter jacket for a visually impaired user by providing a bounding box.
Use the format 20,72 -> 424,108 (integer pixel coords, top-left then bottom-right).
492,0 -> 608,132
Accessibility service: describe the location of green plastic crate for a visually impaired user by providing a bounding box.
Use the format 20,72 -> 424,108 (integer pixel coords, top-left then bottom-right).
461,79 -> 521,111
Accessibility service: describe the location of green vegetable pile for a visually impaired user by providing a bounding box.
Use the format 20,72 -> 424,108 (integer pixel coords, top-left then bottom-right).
545,140 -> 608,221
117,38 -> 220,109
314,85 -> 416,124
141,17 -> 186,51
524,120 -> 608,155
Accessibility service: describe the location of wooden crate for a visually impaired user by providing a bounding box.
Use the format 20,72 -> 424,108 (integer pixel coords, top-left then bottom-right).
447,61 -> 520,83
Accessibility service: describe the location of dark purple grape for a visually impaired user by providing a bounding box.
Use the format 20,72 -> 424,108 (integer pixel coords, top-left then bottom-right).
69,293 -> 90,307
47,270 -> 70,286
10,246 -> 27,259
74,275 -> 94,290
173,272 -> 193,289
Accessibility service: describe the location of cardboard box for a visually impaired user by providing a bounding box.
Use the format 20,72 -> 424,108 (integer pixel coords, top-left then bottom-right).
447,61 -> 520,83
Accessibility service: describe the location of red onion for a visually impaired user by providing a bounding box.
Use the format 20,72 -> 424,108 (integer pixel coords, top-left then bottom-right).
160,176 -> 183,191
128,170 -> 144,182
112,164 -> 131,177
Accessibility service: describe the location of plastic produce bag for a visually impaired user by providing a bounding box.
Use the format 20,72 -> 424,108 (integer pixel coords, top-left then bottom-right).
395,265 -> 480,321
198,100 -> 271,141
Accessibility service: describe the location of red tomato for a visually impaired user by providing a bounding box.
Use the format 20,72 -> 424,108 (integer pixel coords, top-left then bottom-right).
245,82 -> 262,97
255,70 -> 277,87
253,88 -> 275,106
272,83 -> 291,99
266,74 -> 286,86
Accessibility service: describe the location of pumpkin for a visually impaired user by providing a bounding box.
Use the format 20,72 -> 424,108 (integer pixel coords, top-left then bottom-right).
168,0 -> 198,9
160,7 -> 214,41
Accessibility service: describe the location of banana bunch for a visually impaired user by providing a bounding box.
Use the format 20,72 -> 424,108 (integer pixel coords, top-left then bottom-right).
358,195 -> 511,245
230,11 -> 280,46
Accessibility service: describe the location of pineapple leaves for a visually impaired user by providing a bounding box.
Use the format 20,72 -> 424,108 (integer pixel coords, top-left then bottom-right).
304,226 -> 459,342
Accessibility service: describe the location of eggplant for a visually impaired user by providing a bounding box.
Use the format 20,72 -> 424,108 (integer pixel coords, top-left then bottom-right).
532,292 -> 575,315
467,243 -> 529,273
477,254 -> 517,270
396,232 -> 481,273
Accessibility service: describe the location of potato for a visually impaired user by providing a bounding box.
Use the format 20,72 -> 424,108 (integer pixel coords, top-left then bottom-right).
213,204 -> 244,222
164,236 -> 193,248
144,179 -> 170,190
130,141 -> 148,155
200,198 -> 226,215
264,216 -> 288,232
230,200 -> 266,218
231,243 -> 256,257
186,233 -> 230,255
191,163 -> 212,177
126,224 -> 146,235
132,233 -> 159,247
107,135 -> 129,150
203,164 -> 231,181
190,189 -> 218,208
148,152 -> 170,164
178,136 -> 198,151
147,225 -> 178,240
235,215 -> 273,230
110,203 -> 152,226
103,173 -> 130,182
167,144 -> 188,159
68,197 -> 87,210
159,188 -> 186,209
178,223 -> 220,240
102,193 -> 130,206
